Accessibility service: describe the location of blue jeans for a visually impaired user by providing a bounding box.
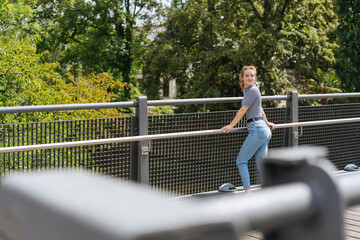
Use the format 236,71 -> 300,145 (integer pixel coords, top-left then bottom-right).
236,120 -> 272,189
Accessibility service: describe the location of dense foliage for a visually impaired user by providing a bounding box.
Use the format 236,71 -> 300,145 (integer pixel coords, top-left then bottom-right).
0,0 -> 146,123
334,0 -> 360,93
32,0 -> 161,100
0,35 -> 126,123
142,0 -> 340,110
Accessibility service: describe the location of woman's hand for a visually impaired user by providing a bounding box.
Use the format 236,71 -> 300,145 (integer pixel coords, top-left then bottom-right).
221,125 -> 233,133
267,122 -> 276,130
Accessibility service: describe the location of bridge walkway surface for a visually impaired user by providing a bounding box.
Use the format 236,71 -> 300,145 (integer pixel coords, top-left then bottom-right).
241,204 -> 360,240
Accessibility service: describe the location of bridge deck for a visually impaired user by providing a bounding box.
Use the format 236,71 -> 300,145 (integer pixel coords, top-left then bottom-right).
345,205 -> 360,240
241,204 -> 360,240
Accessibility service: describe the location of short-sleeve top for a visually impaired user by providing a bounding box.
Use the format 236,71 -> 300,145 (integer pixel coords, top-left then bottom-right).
242,84 -> 262,120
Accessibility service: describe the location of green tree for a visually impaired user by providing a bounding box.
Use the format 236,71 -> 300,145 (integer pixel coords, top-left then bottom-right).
142,0 -> 339,110
0,0 -> 36,37
334,0 -> 360,92
307,68 -> 341,104
248,0 -> 338,96
0,35 -> 127,123
142,1 -> 245,105
33,0 -> 161,101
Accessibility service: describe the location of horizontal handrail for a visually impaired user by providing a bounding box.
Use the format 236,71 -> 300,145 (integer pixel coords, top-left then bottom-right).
148,95 -> 288,106
298,93 -> 360,100
149,93 -> 360,106
276,117 -> 360,128
0,93 -> 359,113
0,117 -> 359,154
200,182 -> 315,232
337,172 -> 360,206
0,102 -> 138,114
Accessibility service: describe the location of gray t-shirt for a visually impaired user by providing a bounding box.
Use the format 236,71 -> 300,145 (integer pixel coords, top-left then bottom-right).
242,84 -> 262,120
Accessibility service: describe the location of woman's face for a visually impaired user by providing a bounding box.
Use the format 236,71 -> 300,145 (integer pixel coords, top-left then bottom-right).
242,69 -> 256,88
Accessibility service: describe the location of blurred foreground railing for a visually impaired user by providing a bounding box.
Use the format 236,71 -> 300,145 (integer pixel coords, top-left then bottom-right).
0,146 -> 359,240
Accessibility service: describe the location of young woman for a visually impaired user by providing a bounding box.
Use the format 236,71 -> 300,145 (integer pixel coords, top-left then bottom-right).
221,66 -> 276,194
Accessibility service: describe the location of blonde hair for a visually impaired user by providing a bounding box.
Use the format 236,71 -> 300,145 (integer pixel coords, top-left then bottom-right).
240,65 -> 257,90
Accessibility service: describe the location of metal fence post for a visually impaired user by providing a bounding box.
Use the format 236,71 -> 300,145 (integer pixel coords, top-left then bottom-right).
130,116 -> 138,181
136,96 -> 149,184
283,91 -> 299,147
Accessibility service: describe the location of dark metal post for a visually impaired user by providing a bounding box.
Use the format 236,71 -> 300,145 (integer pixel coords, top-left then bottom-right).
283,91 -> 299,147
130,117 -> 138,181
262,146 -> 344,240
136,96 -> 149,184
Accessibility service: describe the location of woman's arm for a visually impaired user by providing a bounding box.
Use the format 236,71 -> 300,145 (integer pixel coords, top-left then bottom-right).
221,105 -> 248,133
261,108 -> 276,130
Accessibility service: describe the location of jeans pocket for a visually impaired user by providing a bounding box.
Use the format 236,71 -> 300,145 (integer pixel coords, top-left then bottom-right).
257,127 -> 270,140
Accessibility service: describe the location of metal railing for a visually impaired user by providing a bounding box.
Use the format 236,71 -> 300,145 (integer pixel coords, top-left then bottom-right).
0,117 -> 360,153
0,92 -> 359,195
1,92 -> 359,113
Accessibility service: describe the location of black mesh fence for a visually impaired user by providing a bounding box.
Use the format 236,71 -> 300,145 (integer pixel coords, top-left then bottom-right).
0,118 -> 132,179
298,103 -> 360,170
148,108 -> 285,195
0,103 -> 359,195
